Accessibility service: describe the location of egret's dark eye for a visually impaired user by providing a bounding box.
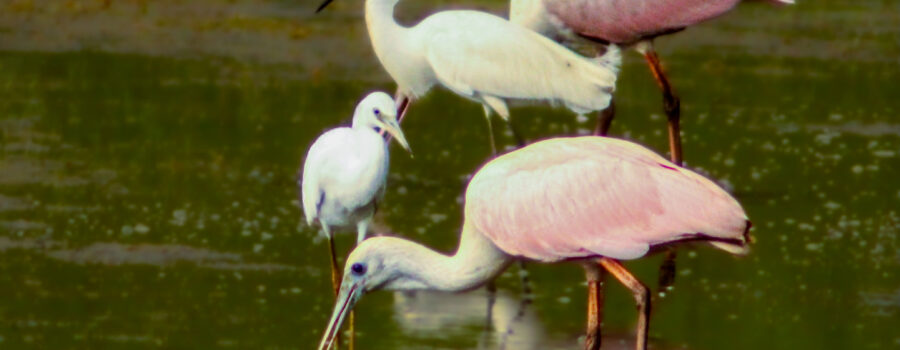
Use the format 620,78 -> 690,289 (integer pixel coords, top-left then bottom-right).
351,263 -> 367,276
373,108 -> 381,116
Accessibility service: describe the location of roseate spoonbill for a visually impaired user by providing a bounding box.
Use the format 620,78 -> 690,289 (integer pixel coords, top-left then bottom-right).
510,0 -> 794,165
317,136 -> 751,350
510,0 -> 790,304
315,0 -> 621,153
300,91 -> 411,296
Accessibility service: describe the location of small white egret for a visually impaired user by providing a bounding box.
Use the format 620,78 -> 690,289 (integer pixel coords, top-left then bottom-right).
300,91 -> 411,297
316,0 -> 621,153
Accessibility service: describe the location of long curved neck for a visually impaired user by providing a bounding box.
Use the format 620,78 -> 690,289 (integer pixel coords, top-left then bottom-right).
365,0 -> 408,56
387,222 -> 512,292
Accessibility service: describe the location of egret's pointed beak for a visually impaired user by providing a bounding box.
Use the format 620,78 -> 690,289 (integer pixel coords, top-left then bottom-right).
382,117 -> 412,154
315,0 -> 334,13
317,282 -> 362,350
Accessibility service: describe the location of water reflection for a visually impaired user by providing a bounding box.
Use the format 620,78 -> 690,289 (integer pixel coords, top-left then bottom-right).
392,289 -> 546,350
391,288 -> 682,350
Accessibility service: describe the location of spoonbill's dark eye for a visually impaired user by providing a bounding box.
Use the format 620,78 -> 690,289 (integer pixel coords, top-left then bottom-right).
351,263 -> 367,276
373,108 -> 381,116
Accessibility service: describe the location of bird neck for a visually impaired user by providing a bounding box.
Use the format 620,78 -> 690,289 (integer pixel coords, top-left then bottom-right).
366,0 -> 406,39
509,0 -> 544,29
365,0 -> 412,71
386,222 -> 512,292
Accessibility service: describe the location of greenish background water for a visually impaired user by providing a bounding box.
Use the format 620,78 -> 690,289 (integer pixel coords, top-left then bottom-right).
0,0 -> 898,349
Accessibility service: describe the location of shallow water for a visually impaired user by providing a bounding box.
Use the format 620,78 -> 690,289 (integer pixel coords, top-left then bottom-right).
1,0 -> 899,349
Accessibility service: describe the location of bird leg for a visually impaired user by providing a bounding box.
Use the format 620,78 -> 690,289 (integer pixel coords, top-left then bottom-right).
657,248 -> 677,297
642,47 -> 683,166
347,312 -> 355,350
328,236 -> 341,296
482,106 -> 499,155
356,220 -> 369,245
327,235 -> 342,350
642,45 -> 681,298
507,117 -> 527,148
594,99 -> 616,136
395,94 -> 411,124
598,258 -> 650,350
583,262 -> 605,350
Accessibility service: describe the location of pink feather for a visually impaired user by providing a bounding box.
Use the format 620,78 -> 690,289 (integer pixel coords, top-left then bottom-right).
545,0 -> 746,44
465,136 -> 749,262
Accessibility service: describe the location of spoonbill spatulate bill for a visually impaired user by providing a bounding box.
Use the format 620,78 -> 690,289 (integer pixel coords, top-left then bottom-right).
510,0 -> 795,165
317,136 -> 751,350
317,0 -> 621,153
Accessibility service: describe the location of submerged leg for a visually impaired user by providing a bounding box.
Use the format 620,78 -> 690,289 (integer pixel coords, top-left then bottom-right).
347,312 -> 355,350
641,45 -> 683,166
657,248 -> 677,297
583,263 -> 605,350
343,221 -> 371,350
598,258 -> 650,350
594,99 -> 616,136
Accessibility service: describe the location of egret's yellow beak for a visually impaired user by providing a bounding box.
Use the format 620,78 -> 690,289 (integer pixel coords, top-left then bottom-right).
317,280 -> 362,350
382,116 -> 412,154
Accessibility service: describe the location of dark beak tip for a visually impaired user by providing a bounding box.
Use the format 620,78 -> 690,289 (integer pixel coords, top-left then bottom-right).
315,0 -> 334,13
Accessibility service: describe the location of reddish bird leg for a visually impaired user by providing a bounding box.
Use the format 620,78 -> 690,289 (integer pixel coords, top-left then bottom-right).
641,46 -> 682,166
381,93 -> 411,142
641,43 -> 681,293
395,93 -> 411,124
598,258 -> 650,350
584,263 -> 606,350
594,99 -> 616,136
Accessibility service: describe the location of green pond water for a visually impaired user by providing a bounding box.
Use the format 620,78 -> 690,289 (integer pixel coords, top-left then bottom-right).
1,1 -> 899,349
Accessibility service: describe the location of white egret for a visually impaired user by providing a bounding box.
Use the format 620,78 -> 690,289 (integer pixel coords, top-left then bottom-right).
316,0 -> 621,153
300,91 -> 411,297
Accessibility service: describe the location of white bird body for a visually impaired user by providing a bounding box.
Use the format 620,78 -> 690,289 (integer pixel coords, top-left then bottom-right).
302,127 -> 387,238
364,0 -> 620,119
301,91 -> 411,244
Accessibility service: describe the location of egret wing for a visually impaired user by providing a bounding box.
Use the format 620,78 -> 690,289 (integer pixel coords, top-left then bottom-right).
465,137 -> 748,262
419,10 -> 617,112
301,129 -> 388,225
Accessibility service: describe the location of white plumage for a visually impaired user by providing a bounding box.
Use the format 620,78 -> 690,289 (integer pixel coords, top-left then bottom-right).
362,0 -> 621,119
315,0 -> 621,152
301,91 -> 410,244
